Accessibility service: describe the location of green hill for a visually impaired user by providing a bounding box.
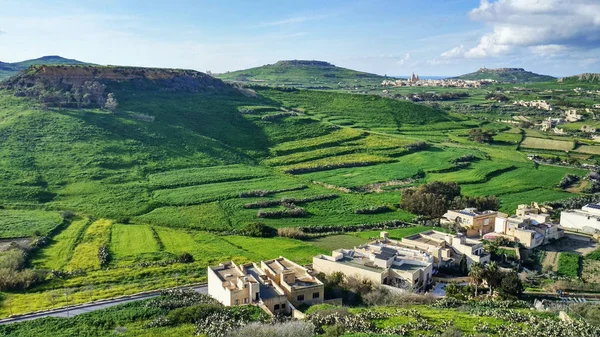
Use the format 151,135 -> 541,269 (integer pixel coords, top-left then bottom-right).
0,55 -> 89,81
451,67 -> 555,83
216,60 -> 386,89
558,73 -> 600,84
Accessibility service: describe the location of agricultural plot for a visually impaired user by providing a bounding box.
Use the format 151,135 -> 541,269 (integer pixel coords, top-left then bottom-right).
270,128 -> 365,155
305,235 -> 368,251
0,209 -> 62,238
301,147 -> 472,188
66,219 -> 112,271
32,218 -> 91,270
263,146 -> 357,166
460,163 -> 584,197
280,153 -> 394,174
136,202 -> 231,231
521,137 -> 574,151
221,236 -> 327,264
497,188 -> 573,213
110,224 -> 160,259
574,145 -> 600,155
151,176 -> 302,206
426,160 -> 515,184
147,164 -> 272,189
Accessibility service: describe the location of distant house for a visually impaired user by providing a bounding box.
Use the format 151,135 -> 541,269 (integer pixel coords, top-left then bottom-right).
565,109 -> 583,122
441,208 -> 498,237
261,257 -> 324,308
581,125 -> 597,133
488,204 -> 564,249
313,237 -> 434,291
399,230 -> 490,267
208,258 -> 323,315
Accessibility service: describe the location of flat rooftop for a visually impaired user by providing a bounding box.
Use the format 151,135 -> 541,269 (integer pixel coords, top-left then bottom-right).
337,256 -> 385,272
245,265 -> 283,300
264,258 -> 321,286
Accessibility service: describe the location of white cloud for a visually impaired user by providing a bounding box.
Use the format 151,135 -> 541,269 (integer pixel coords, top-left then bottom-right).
397,53 -> 411,65
256,14 -> 331,28
440,45 -> 464,58
461,0 -> 600,58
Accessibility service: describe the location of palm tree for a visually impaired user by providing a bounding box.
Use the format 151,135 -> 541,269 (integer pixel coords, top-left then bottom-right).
468,262 -> 484,297
484,261 -> 500,296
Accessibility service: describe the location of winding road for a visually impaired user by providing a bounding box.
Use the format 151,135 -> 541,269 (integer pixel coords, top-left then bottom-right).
0,285 -> 208,325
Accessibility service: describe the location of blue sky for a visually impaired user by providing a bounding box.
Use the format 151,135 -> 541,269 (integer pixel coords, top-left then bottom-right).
1,0 -> 599,76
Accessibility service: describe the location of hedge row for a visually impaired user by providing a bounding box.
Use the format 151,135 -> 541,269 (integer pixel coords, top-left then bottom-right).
354,205 -> 393,214
244,194 -> 338,209
261,112 -> 298,121
283,161 -> 379,174
298,220 -> 413,234
239,185 -> 307,198
257,208 -> 308,219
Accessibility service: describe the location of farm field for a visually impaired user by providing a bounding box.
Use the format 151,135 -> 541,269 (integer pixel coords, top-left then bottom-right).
520,136 -> 574,151
0,66 -> 597,323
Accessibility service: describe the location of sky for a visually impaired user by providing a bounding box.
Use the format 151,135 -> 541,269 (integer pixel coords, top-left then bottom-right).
0,0 -> 599,77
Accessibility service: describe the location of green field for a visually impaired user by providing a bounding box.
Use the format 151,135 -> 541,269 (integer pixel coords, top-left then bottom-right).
110,224 -> 159,259
0,64 -> 596,321
521,136 -> 574,151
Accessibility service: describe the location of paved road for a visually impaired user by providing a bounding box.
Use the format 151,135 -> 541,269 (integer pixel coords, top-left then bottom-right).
0,285 -> 207,325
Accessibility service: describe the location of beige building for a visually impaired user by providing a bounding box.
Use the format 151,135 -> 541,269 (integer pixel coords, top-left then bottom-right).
442,208 -> 498,237
313,239 -> 434,291
487,205 -> 564,248
398,230 -> 489,267
208,258 -> 322,315
261,257 -> 324,308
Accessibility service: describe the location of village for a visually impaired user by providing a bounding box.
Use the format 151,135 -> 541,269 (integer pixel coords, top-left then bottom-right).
207,201 -> 600,316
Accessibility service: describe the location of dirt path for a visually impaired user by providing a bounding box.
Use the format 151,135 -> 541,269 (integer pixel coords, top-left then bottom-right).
542,251 -> 559,272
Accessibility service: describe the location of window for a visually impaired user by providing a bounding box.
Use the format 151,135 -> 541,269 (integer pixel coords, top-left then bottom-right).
312,292 -> 320,299
244,298 -> 248,303
274,304 -> 280,310
281,303 -> 286,310
235,299 -> 239,305
297,294 -> 304,302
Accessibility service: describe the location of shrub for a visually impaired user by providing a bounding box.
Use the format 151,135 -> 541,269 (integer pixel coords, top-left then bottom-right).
166,303 -> 224,325
277,227 -> 306,239
227,321 -> 315,337
558,174 -> 580,189
240,222 -> 277,237
98,245 -> 110,267
355,205 -> 392,214
257,208 -> 308,219
177,252 -> 194,263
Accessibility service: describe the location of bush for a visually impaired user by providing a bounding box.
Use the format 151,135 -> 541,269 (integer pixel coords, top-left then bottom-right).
277,227 -> 306,239
558,174 -> 580,189
240,222 -> 277,237
166,303 -> 224,325
98,245 -> 110,267
227,321 -> 315,337
257,208 -> 307,219
355,205 -> 392,214
177,252 -> 194,263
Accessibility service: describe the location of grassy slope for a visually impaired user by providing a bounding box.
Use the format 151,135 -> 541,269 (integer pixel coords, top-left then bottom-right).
452,68 -> 556,83
216,60 -> 384,88
0,71 -> 591,317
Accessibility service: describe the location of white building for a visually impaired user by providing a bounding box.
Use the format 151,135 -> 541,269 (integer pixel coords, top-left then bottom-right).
488,205 -> 564,249
560,203 -> 600,233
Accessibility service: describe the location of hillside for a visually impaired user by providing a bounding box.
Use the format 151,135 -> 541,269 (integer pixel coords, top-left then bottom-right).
0,55 -> 89,81
558,73 -> 600,84
451,67 -> 556,83
216,60 -> 386,89
0,65 -> 586,317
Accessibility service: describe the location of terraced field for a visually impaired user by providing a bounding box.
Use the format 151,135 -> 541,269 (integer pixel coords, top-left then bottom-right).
521,136 -> 574,151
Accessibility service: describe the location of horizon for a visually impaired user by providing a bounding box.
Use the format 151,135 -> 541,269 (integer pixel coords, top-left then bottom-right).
1,0 -> 599,77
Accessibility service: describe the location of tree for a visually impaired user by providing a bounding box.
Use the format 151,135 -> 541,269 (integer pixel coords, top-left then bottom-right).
104,93 -> 118,112
468,263 -> 484,297
459,254 -> 468,276
483,262 -> 500,296
468,129 -> 496,143
497,272 -> 523,299
240,222 -> 276,237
